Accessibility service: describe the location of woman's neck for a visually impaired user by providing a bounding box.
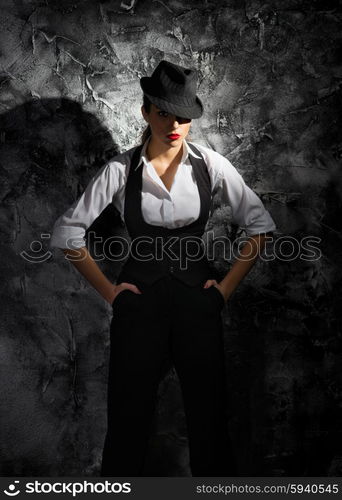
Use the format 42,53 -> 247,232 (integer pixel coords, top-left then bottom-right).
146,137 -> 184,166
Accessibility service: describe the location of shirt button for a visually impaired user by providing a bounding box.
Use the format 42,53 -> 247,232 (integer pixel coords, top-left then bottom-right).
169,266 -> 174,273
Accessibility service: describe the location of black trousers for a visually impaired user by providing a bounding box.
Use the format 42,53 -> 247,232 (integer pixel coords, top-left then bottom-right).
100,274 -> 237,477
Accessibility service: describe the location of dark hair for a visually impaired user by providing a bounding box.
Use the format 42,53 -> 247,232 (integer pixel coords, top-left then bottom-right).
141,95 -> 152,144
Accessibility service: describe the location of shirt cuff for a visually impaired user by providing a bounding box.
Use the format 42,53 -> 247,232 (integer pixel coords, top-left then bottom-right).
243,210 -> 277,237
49,226 -> 87,250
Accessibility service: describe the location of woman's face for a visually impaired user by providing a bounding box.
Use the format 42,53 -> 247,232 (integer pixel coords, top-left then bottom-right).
142,103 -> 192,148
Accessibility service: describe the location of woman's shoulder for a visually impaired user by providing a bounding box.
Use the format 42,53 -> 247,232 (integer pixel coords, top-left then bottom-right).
188,141 -> 229,160
101,144 -> 144,185
187,141 -> 233,171
106,144 -> 142,169
187,141 -> 245,188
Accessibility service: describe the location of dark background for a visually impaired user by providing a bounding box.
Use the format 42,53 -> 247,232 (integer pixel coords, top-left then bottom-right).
0,0 -> 341,476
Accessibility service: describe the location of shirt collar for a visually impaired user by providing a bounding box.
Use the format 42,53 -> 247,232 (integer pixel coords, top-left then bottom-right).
134,137 -> 201,171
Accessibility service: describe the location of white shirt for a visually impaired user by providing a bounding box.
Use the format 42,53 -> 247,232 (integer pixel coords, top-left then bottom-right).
49,139 -> 276,250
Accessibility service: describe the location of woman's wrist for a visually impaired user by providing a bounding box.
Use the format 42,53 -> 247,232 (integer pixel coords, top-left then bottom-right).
103,284 -> 117,305
63,246 -> 118,305
217,283 -> 234,302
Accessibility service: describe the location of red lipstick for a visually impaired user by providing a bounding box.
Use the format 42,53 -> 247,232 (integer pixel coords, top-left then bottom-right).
167,134 -> 181,140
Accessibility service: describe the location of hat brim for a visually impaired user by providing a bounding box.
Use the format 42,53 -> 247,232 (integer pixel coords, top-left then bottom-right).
140,78 -> 203,119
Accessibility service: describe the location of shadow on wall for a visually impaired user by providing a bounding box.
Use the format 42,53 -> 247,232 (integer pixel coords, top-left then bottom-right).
0,97 -> 123,250
0,98 -> 126,476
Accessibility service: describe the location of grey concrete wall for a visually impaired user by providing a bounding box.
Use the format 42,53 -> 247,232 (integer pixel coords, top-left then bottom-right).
0,0 -> 341,476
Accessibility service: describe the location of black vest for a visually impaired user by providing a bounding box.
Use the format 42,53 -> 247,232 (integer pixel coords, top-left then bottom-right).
116,143 -> 216,287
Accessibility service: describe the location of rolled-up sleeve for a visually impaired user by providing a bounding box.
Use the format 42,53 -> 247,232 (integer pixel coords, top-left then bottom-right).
50,163 -> 118,250
218,155 -> 276,236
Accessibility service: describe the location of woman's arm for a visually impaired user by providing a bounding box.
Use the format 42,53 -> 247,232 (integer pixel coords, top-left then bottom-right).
50,160 -> 122,251
62,247 -> 116,305
62,247 -> 141,305
216,233 -> 271,302
198,146 -> 276,301
51,158 -> 141,304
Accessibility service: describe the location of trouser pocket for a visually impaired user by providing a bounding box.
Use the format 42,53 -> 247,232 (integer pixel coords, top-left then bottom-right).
207,285 -> 225,310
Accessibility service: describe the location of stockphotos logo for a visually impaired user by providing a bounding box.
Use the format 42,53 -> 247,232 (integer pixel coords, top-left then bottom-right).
3,480 -> 132,496
4,480 -> 20,496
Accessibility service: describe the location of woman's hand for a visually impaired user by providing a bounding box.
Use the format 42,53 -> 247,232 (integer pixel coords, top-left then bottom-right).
203,279 -> 228,302
108,282 -> 142,306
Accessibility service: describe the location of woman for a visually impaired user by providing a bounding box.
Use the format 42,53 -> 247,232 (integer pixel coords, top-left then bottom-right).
50,60 -> 276,477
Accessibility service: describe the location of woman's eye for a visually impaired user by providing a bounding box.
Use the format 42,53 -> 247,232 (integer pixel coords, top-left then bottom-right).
158,111 -> 168,117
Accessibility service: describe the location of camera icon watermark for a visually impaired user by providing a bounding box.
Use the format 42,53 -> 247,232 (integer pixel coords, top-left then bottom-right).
4,480 -> 20,496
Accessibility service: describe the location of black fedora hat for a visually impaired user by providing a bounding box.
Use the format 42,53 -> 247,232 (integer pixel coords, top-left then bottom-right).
140,60 -> 203,119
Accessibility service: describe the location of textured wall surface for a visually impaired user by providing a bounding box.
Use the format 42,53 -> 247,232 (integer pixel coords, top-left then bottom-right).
0,0 -> 342,476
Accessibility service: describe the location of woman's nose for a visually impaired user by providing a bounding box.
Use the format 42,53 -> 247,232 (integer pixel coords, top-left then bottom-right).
171,116 -> 179,128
